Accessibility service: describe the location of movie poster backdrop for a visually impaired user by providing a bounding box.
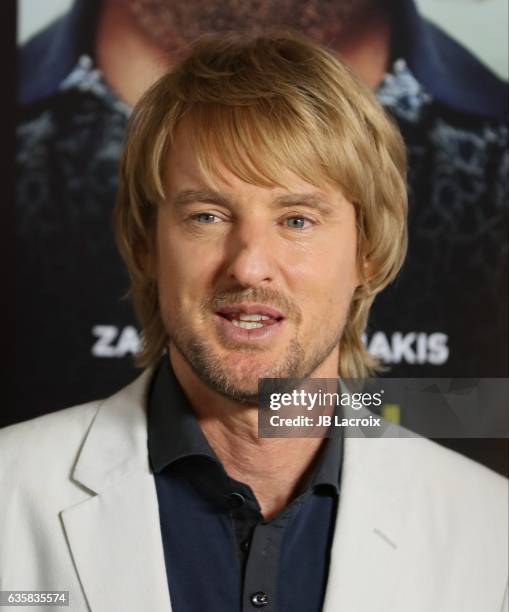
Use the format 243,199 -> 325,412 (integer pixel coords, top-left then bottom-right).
14,0 -> 508,444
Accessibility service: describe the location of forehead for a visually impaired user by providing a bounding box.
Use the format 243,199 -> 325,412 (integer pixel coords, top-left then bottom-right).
164,123 -> 347,207
157,97 -> 353,194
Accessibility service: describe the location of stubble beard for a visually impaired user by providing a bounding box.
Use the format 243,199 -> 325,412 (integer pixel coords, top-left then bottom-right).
126,0 -> 378,52
168,310 -> 345,405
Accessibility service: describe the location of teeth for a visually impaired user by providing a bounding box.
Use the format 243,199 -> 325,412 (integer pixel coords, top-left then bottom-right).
232,320 -> 264,329
238,314 -> 271,321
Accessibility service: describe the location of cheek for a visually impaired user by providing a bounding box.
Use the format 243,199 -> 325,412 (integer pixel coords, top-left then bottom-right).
156,231 -> 186,311
287,241 -> 359,301
156,230 -> 221,309
289,247 -> 359,338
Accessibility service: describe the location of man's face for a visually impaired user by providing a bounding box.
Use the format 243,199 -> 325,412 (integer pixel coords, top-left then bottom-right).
155,127 -> 361,402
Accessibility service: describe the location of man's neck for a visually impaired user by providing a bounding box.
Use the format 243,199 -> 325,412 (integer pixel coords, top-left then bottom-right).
332,6 -> 392,89
95,0 -> 392,107
95,0 -> 170,107
169,345 -> 339,520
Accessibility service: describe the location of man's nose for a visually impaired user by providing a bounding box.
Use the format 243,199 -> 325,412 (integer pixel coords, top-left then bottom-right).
224,221 -> 276,288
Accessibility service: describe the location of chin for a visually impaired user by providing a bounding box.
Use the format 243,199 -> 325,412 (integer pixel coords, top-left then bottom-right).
203,364 -> 262,405
210,350 -> 294,404
172,330 -> 307,401
222,353 -> 276,384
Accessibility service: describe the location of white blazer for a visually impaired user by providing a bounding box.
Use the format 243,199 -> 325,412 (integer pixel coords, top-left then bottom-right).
1,370 -> 507,612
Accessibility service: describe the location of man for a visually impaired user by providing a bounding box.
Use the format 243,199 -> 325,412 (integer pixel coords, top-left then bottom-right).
4,33 -> 508,611
14,0 -> 508,425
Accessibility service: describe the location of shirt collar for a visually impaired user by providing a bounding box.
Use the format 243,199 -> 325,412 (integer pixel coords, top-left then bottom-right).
147,356 -> 342,493
376,58 -> 431,123
19,0 -> 100,106
147,356 -> 218,474
59,54 -> 131,119
390,0 -> 507,117
310,428 -> 342,493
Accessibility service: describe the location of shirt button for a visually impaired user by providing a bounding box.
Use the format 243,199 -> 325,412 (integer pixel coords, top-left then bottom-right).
229,492 -> 246,508
241,539 -> 250,552
250,591 -> 269,607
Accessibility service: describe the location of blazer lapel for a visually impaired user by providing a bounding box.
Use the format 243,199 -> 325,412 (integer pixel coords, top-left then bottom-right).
59,372 -> 418,612
323,433 -> 417,612
60,370 -> 172,612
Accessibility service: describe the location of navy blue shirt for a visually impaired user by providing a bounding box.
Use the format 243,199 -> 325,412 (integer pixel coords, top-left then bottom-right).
147,358 -> 342,611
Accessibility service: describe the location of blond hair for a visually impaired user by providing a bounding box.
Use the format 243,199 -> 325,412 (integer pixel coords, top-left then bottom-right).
114,31 -> 407,378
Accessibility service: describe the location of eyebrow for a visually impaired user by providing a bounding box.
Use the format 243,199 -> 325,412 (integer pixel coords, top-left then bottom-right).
170,189 -> 231,209
272,193 -> 334,214
170,189 -> 335,213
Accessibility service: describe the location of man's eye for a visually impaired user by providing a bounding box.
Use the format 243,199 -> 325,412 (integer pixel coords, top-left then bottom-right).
194,213 -> 219,224
285,216 -> 309,229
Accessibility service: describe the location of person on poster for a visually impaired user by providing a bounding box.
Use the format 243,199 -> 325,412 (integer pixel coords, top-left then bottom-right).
5,32 -> 508,611
15,0 -> 508,423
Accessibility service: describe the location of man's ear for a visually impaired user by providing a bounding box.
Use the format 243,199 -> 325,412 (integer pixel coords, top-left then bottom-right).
359,255 -> 375,284
356,255 -> 377,296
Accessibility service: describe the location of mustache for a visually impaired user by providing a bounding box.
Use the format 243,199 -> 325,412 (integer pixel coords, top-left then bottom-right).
203,287 -> 302,322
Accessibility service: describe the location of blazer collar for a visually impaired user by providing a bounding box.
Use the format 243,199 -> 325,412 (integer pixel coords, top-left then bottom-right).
60,367 -> 173,612
71,368 -> 154,493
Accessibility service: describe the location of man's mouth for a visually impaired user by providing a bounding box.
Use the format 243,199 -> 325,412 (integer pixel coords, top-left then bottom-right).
215,304 -> 285,330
